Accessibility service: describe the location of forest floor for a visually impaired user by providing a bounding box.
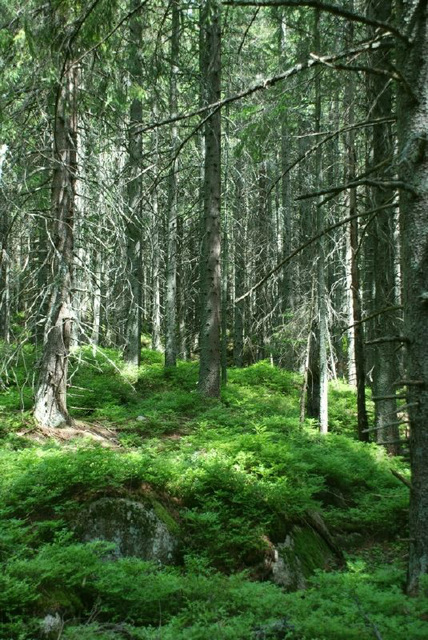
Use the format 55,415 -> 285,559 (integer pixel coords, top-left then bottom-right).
0,345 -> 427,640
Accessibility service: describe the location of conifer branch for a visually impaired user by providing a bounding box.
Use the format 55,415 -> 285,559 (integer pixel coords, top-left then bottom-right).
223,0 -> 408,43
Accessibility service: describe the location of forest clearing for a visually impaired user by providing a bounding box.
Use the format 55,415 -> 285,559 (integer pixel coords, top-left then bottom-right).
0,0 -> 427,638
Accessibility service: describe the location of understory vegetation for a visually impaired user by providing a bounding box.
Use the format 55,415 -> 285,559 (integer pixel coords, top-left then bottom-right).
0,345 -> 426,639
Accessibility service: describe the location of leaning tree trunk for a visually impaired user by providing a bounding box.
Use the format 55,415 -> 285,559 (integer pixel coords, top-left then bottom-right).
198,0 -> 222,397
396,0 -> 428,595
34,62 -> 78,428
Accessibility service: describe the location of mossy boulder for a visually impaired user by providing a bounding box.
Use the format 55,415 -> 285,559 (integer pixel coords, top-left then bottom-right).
270,513 -> 341,590
76,497 -> 180,564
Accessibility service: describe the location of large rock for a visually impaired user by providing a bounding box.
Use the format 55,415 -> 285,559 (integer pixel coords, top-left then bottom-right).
270,513 -> 341,590
76,497 -> 179,564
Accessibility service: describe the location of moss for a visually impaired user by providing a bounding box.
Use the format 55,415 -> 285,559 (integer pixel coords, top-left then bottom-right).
151,499 -> 180,536
274,525 -> 335,590
293,526 -> 333,577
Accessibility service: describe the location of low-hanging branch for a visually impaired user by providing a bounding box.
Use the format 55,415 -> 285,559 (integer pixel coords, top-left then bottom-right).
234,202 -> 397,304
365,335 -> 410,345
222,0 -> 408,43
309,56 -> 416,99
342,304 -> 403,334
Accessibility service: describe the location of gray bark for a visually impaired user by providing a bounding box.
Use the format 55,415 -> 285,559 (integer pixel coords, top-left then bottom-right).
396,0 -> 428,595
165,0 -> 180,367
344,11 -> 369,442
124,0 -> 143,366
34,63 -> 78,427
367,0 -> 400,453
314,8 -> 328,433
198,0 -> 222,397
233,168 -> 245,367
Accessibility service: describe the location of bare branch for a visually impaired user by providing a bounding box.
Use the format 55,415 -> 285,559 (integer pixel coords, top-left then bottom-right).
267,117 -> 395,196
296,178 -> 417,200
341,305 -> 403,334
138,37 -> 392,134
235,202 -> 398,304
222,0 -> 408,43
365,335 -> 410,345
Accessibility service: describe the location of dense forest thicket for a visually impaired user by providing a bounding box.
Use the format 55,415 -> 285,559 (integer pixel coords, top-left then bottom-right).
0,0 -> 427,638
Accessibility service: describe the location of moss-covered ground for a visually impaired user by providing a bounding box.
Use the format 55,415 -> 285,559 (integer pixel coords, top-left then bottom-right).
0,344 -> 426,639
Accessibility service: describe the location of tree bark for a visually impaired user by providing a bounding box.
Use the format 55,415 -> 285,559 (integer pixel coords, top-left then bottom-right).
165,0 -> 180,367
124,0 -> 143,366
314,8 -> 328,433
198,0 -> 222,397
366,0 -> 400,453
34,62 -> 78,428
233,167 -> 245,367
395,0 -> 428,595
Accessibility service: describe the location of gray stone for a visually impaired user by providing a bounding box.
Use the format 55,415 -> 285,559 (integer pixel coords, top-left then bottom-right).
76,497 -> 179,564
270,519 -> 339,590
271,532 -> 307,590
40,613 -> 62,638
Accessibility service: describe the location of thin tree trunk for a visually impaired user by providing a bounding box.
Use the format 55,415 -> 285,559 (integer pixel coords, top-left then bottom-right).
221,195 -> 229,384
165,0 -> 180,367
151,211 -> 162,352
233,169 -> 245,367
314,8 -> 328,433
176,214 -> 187,358
345,9 -> 369,441
124,0 -> 143,366
0,145 -> 10,343
91,255 -> 102,348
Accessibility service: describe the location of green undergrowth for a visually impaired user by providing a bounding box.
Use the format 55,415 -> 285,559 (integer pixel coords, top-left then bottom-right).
0,345 -> 422,639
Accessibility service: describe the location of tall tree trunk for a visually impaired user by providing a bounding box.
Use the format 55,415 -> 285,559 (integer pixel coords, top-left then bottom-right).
198,0 -> 222,397
233,168 -> 245,367
165,0 -> 180,367
396,0 -> 428,595
366,0 -> 400,453
345,8 -> 369,442
314,8 -> 328,433
124,0 -> 143,366
151,191 -> 162,352
349,209 -> 369,442
176,214 -> 187,358
0,144 -> 10,343
255,161 -> 268,361
91,250 -> 102,348
151,111 -> 162,353
34,62 -> 78,427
